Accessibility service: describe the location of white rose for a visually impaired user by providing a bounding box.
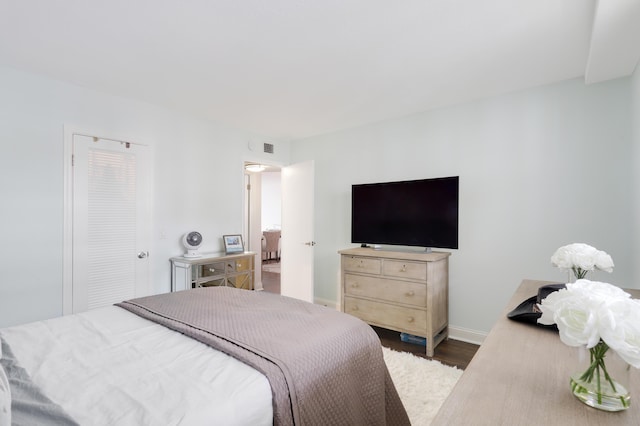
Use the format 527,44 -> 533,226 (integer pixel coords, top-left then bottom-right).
594,250 -> 614,273
550,243 -> 615,275
574,244 -> 597,269
538,279 -> 640,368
537,288 -> 564,326
599,298 -> 640,368
551,245 -> 574,269
537,288 -> 601,347
568,279 -> 630,302
572,252 -> 596,271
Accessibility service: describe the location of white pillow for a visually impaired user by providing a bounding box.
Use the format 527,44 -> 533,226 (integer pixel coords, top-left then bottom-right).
0,363 -> 10,426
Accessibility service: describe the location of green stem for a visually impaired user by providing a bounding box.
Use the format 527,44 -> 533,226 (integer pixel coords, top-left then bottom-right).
572,267 -> 588,280
577,342 -> 628,407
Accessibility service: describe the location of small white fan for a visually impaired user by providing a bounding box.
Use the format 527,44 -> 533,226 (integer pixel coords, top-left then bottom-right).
182,231 -> 203,258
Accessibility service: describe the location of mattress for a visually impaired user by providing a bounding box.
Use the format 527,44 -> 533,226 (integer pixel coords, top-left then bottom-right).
0,306 -> 272,425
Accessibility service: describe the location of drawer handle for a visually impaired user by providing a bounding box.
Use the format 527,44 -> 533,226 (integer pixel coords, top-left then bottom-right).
351,282 -> 359,288
401,265 -> 407,272
352,306 -> 359,311
208,268 -> 216,273
406,291 -> 414,297
407,316 -> 414,323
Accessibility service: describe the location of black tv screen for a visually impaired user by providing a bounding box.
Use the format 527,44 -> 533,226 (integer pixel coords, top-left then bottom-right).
351,176 -> 459,249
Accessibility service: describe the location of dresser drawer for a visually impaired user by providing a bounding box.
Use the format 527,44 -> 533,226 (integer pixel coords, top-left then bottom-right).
233,257 -> 253,272
344,274 -> 426,307
382,260 -> 427,281
342,255 -> 381,275
344,296 -> 427,336
198,261 -> 226,278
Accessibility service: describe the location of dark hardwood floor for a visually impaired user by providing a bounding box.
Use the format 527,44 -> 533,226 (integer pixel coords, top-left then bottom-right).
262,270 -> 280,294
261,267 -> 479,370
374,326 -> 478,370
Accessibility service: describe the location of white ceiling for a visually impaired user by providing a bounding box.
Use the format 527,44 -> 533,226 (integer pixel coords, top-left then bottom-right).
1,0 -> 639,140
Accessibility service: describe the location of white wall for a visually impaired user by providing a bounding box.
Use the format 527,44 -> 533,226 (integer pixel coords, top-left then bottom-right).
0,66 -> 289,327
261,171 -> 282,230
291,77 -> 635,335
632,66 -> 640,287
1,64 -> 635,337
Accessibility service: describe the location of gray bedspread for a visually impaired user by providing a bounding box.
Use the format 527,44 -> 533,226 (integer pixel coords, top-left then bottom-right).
117,287 -> 409,426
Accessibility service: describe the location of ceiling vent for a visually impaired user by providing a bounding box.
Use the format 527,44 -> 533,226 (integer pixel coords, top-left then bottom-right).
264,143 -> 274,154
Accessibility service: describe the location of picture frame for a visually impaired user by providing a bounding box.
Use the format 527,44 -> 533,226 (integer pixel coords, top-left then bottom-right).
223,234 -> 244,254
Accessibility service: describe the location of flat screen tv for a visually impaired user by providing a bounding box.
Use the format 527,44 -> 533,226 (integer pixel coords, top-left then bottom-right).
351,176 -> 459,250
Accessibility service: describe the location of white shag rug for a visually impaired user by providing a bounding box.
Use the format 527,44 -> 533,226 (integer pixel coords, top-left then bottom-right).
383,347 -> 463,426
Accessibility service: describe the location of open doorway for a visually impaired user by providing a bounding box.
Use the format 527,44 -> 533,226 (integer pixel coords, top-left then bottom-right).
245,160 -> 315,302
244,162 -> 281,294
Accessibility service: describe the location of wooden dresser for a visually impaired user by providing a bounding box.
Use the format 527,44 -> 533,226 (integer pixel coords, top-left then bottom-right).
339,247 -> 450,356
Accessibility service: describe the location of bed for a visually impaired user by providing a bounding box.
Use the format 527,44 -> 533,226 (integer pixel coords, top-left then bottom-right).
0,287 -> 409,425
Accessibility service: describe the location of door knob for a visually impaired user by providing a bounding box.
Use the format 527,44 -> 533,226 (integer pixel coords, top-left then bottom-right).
137,251 -> 148,259
304,241 -> 317,246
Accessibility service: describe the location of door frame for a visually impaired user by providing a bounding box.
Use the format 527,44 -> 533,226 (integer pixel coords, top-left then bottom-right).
242,159 -> 284,292
242,159 -> 315,302
62,125 -> 151,315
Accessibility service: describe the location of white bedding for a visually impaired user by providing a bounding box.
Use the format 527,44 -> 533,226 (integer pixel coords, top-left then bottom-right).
0,306 -> 272,425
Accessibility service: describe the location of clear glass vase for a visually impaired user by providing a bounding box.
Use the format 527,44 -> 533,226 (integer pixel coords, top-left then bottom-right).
570,342 -> 631,411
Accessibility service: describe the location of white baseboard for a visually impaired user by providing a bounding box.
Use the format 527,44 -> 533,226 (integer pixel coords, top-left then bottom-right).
254,280 -> 264,291
447,325 -> 486,346
314,296 -> 486,346
314,297 -> 337,310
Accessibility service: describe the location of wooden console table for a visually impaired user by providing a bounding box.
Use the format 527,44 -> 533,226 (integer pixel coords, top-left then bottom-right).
432,279 -> 640,425
170,252 -> 255,292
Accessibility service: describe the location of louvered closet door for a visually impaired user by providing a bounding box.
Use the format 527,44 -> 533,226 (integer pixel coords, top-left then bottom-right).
72,134 -> 151,313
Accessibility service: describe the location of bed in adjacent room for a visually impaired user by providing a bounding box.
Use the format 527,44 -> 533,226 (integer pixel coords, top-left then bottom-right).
0,287 -> 409,425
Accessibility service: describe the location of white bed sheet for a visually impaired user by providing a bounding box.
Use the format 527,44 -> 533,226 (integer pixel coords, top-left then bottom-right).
0,306 -> 272,425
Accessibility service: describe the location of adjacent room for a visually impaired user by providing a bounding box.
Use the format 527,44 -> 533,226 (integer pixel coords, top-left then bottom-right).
1,1 -> 640,424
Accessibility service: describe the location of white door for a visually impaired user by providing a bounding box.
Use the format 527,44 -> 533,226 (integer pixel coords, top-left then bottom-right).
71,134 -> 151,313
280,160 -> 315,302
